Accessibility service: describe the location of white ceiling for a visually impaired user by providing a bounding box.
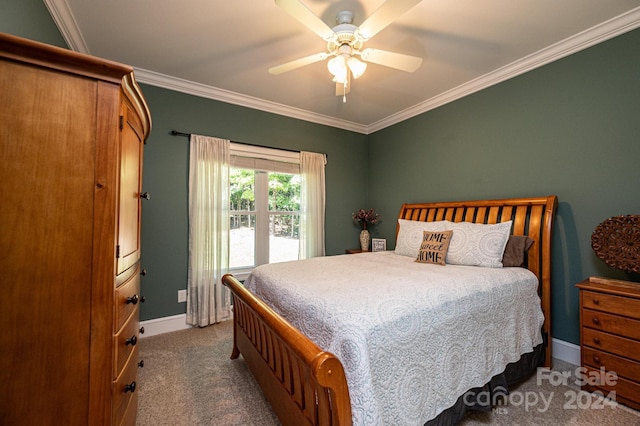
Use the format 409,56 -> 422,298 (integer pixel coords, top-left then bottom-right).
45,0 -> 640,134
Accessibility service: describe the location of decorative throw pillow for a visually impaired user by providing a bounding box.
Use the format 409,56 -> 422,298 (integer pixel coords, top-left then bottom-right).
395,219 -> 450,258
502,235 -> 535,267
446,220 -> 512,268
416,230 -> 453,265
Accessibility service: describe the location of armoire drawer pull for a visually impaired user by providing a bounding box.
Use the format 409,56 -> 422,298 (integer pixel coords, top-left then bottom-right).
593,337 -> 601,345
592,298 -> 600,305
593,355 -> 601,364
125,335 -> 137,346
124,381 -> 137,393
592,317 -> 600,325
126,294 -> 139,305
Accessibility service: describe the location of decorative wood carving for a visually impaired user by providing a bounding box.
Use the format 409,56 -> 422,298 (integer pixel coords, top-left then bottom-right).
592,215 -> 640,274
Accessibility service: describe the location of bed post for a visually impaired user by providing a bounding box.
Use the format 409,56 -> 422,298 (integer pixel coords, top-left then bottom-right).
541,195 -> 558,368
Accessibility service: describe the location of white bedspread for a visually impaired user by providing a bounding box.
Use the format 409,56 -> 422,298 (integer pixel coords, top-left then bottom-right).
243,251 -> 544,425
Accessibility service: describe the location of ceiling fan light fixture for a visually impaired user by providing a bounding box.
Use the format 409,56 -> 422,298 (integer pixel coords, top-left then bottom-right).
347,57 -> 367,79
331,67 -> 348,85
327,55 -> 345,77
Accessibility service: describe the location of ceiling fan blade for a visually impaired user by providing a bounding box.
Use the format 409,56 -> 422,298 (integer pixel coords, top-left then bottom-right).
360,48 -> 422,72
268,52 -> 328,75
275,0 -> 335,40
357,0 -> 423,40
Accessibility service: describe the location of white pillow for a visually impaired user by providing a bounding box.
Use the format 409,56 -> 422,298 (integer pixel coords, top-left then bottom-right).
446,220 -> 512,268
395,219 -> 450,258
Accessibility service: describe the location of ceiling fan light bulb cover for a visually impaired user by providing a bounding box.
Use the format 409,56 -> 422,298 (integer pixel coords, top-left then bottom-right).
348,57 -> 367,79
327,55 -> 345,76
331,66 -> 348,85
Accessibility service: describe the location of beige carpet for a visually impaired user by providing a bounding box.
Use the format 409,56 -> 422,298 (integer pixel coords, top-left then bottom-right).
137,321 -> 640,425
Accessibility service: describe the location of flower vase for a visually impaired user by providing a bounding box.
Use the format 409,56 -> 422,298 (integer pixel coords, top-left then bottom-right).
360,229 -> 370,252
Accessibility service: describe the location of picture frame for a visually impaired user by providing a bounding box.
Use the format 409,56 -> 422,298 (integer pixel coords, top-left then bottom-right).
371,238 -> 387,252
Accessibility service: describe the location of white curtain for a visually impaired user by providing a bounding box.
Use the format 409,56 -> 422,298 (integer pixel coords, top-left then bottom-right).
187,135 -> 232,326
299,151 -> 326,259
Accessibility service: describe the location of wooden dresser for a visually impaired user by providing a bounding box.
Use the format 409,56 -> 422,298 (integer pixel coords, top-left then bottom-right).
0,33 -> 151,425
577,276 -> 640,410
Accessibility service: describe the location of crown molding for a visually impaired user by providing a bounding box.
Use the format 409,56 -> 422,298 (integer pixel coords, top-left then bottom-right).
366,7 -> 640,133
132,68 -> 368,134
43,0 -> 89,53
45,0 -> 640,135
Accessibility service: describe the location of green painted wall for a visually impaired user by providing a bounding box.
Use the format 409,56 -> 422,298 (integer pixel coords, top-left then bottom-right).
0,0 -> 66,47
4,0 -> 639,343
368,29 -> 640,345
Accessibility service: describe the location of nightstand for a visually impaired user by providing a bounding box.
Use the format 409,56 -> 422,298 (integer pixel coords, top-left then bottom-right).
576,276 -> 640,410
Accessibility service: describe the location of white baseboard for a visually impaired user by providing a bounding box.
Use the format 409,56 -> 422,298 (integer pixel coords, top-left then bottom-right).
552,337 -> 580,366
139,313 -> 192,338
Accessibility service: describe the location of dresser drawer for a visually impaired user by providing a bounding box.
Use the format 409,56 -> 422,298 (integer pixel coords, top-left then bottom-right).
113,345 -> 139,425
582,347 -> 640,383
115,267 -> 141,331
581,365 -> 640,408
582,290 -> 640,320
582,328 -> 640,361
114,306 -> 140,379
582,308 -> 640,340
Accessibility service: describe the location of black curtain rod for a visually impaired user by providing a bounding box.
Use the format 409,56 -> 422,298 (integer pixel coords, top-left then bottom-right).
169,130 -> 323,157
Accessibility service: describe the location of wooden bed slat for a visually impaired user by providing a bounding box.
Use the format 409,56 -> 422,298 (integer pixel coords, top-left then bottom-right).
225,195 -> 558,426
487,206 -> 500,224
501,205 -> 514,223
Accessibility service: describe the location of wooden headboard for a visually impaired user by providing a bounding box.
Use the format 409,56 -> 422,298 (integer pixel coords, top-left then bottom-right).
397,195 -> 559,366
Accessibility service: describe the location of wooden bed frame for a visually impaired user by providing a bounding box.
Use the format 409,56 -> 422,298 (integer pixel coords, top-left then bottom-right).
222,195 -> 558,426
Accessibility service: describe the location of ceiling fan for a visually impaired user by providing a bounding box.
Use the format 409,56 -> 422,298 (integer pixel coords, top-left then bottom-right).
269,0 -> 424,102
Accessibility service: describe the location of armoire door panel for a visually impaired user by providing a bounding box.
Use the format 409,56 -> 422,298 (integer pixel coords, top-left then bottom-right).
116,102 -> 144,276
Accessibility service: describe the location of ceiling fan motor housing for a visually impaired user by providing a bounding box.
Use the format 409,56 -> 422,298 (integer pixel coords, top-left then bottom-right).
328,13 -> 363,52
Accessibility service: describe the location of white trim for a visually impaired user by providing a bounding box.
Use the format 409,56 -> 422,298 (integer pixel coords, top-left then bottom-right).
45,3 -> 640,134
139,313 -> 192,338
135,68 -> 369,134
552,338 -> 581,366
43,0 -> 89,53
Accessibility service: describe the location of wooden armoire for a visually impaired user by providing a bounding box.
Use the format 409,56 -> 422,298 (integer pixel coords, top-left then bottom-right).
0,33 -> 151,425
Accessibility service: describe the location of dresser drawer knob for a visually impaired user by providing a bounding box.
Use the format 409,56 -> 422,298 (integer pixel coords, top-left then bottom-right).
124,381 -> 137,393
126,335 -> 137,346
138,360 -> 145,368
592,298 -> 600,305
126,294 -> 139,305
592,317 -> 600,325
593,337 -> 601,345
593,355 -> 601,364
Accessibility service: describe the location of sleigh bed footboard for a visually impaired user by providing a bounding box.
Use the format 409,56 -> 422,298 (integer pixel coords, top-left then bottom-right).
222,274 -> 352,426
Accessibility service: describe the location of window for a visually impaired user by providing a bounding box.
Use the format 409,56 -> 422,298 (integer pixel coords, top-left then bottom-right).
228,144 -> 301,278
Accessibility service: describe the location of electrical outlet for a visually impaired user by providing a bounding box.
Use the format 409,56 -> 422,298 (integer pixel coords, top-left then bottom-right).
177,289 -> 187,303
